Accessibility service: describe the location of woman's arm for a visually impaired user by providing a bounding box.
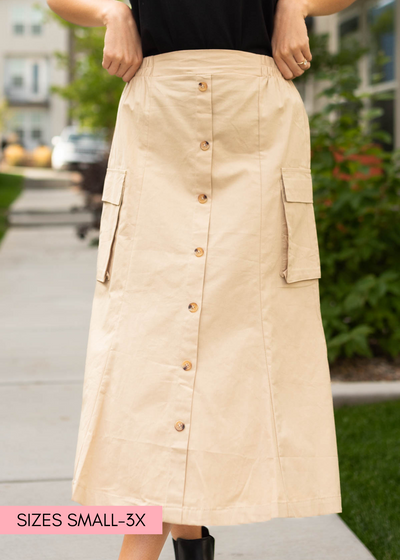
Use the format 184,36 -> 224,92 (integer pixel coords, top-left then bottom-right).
272,0 -> 357,80
304,0 -> 359,17
46,0 -> 142,81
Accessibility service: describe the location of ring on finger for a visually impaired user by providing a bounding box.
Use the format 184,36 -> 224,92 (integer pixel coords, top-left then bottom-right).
296,59 -> 310,68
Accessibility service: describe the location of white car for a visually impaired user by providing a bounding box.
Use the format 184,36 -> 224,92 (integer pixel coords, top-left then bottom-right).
51,126 -> 109,170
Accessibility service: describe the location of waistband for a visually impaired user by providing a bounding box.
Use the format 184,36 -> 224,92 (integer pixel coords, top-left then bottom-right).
134,49 -> 284,78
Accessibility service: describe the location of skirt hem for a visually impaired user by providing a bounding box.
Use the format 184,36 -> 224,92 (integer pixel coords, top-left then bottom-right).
71,480 -> 342,527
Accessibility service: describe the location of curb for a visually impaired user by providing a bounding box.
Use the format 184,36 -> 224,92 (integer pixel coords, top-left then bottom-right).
332,380 -> 400,407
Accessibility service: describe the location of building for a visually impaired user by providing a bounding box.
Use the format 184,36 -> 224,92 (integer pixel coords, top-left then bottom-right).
0,0 -> 69,151
306,0 -> 398,150
1,0 -> 397,151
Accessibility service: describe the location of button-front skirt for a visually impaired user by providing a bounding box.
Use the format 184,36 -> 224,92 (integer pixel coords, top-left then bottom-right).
71,49 -> 342,526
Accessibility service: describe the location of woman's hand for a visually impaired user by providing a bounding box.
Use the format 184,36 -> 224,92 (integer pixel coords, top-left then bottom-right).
271,0 -> 312,80
102,1 -> 143,82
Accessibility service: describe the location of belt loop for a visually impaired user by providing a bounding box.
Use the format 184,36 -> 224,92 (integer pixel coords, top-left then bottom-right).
261,65 -> 270,77
140,55 -> 154,77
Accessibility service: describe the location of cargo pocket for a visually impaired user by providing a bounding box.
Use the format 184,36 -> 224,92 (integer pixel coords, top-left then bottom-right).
96,168 -> 127,283
280,167 -> 321,283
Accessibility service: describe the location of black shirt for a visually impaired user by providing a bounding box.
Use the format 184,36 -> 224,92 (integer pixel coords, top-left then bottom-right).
129,0 -> 279,58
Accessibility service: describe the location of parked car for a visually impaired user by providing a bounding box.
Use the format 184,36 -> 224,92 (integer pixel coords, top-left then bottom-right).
50,126 -> 109,170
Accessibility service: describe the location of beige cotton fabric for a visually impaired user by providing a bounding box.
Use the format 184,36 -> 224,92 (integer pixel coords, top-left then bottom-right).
71,48 -> 342,526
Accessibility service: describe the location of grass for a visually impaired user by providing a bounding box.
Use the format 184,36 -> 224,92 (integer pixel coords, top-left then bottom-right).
335,400 -> 400,560
0,172 -> 24,243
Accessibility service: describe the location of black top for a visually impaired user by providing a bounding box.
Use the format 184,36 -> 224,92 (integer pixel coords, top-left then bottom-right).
129,0 -> 279,58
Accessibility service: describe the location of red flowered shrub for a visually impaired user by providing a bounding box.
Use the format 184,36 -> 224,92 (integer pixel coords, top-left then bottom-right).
304,35 -> 400,362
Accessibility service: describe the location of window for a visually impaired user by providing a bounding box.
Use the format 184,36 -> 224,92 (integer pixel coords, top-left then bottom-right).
366,0 -> 396,149
31,129 -> 42,140
11,6 -> 26,35
337,0 -> 397,149
30,112 -> 45,145
339,15 -> 361,44
30,7 -> 43,35
371,91 -> 395,150
7,111 -> 47,149
32,64 -> 39,94
339,13 -> 362,79
15,129 -> 25,143
9,59 -> 25,90
31,23 -> 42,35
367,0 -> 395,84
12,75 -> 24,88
13,23 -> 24,35
11,5 -> 43,36
5,58 -> 49,103
11,113 -> 25,146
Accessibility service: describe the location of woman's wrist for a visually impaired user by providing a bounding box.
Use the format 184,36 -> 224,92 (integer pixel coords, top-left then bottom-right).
100,0 -> 131,27
276,0 -> 310,19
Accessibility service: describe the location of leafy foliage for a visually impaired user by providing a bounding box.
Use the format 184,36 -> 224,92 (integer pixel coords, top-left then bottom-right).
0,173 -> 24,243
303,34 -> 400,362
40,3 -> 126,139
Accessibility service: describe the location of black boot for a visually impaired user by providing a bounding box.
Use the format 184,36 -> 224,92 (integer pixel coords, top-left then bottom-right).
172,526 -> 215,560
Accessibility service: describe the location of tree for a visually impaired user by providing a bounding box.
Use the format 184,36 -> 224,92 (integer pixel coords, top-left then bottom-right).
39,2 -> 127,140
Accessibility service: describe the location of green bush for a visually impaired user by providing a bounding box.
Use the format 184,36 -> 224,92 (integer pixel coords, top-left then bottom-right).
0,172 -> 24,243
40,4 -> 126,139
305,34 -> 400,362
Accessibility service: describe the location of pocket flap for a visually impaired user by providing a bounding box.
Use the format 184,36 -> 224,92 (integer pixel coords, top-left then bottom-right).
281,167 -> 313,203
101,168 -> 127,205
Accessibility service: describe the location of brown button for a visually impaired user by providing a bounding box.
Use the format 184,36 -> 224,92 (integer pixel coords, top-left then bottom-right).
182,360 -> 192,371
200,141 -> 210,151
188,302 -> 199,313
198,194 -> 208,204
175,421 -> 185,431
198,81 -> 208,92
194,247 -> 204,257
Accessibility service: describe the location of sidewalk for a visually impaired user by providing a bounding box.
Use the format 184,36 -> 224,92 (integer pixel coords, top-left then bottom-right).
332,379 -> 400,407
0,184 -> 378,559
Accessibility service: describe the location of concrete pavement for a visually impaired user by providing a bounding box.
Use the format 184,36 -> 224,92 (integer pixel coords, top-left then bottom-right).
0,184 -> 378,559
332,379 -> 400,407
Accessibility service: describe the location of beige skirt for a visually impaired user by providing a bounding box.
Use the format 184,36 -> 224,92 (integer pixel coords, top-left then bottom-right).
71,48 -> 342,526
